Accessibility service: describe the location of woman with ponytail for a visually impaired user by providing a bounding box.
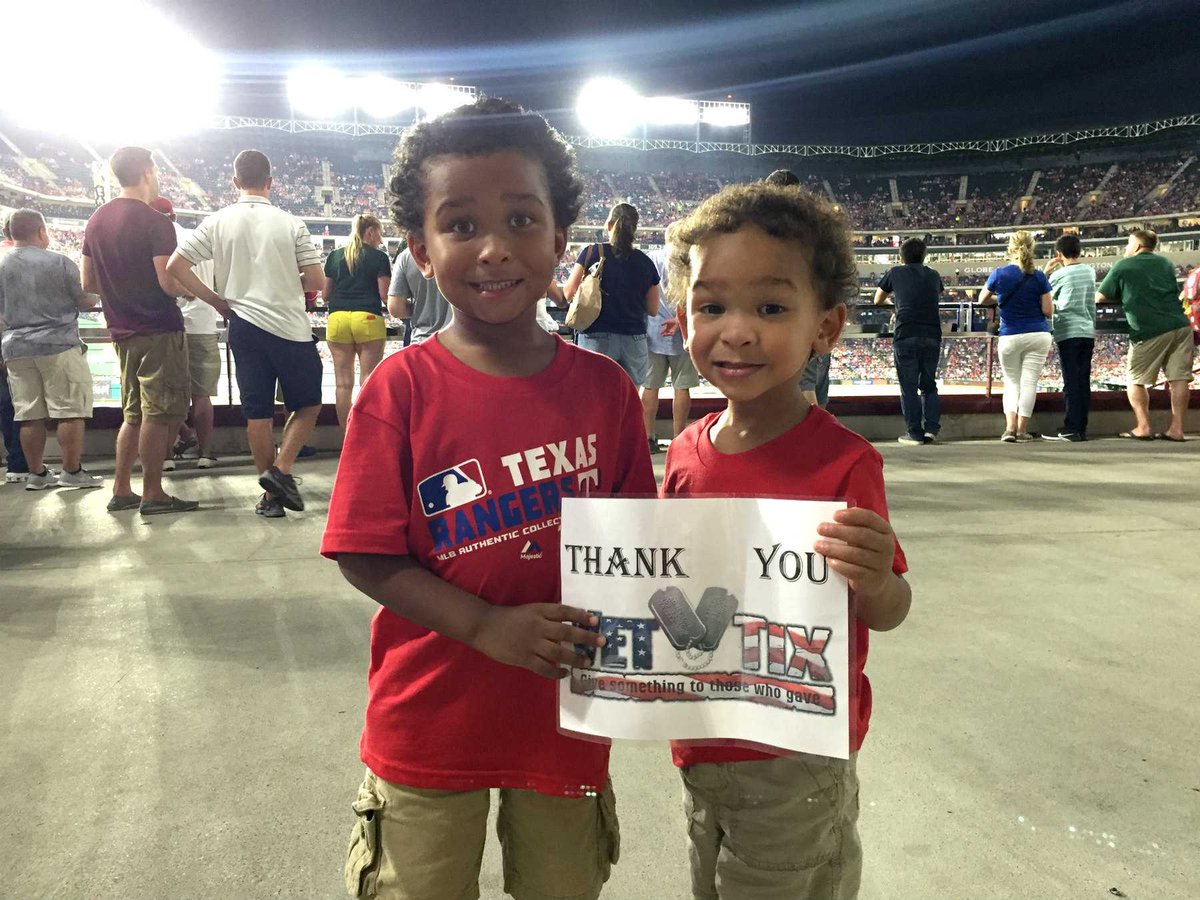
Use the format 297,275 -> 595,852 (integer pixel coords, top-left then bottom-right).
558,202 -> 661,384
323,214 -> 392,429
979,230 -> 1053,441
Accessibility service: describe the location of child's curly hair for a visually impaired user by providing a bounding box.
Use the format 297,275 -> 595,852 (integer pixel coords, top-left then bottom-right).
387,96 -> 583,235
666,183 -> 858,312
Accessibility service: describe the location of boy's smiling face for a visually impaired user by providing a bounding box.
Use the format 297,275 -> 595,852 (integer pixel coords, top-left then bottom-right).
686,225 -> 846,408
409,150 -> 566,327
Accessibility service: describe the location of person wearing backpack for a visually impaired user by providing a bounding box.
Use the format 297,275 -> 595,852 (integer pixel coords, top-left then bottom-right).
978,231 -> 1053,442
555,203 -> 661,385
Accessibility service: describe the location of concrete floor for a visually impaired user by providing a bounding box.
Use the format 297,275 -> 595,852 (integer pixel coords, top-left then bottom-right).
1,436 -> 1198,900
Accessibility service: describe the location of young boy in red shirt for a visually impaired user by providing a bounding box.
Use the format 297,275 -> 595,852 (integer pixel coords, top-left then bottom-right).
661,183 -> 913,899
321,98 -> 655,899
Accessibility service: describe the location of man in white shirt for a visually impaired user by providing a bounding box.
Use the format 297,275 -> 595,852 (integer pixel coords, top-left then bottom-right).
167,150 -> 324,518
150,196 -> 220,470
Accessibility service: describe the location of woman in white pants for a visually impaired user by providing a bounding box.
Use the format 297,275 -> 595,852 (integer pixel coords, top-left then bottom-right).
979,231 -> 1053,441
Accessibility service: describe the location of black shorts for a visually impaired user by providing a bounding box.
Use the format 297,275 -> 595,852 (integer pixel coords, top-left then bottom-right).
227,313 -> 322,419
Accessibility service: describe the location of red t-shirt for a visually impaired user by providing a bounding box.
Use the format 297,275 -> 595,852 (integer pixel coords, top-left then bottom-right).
82,198 -> 181,341
321,335 -> 657,797
661,406 -> 907,767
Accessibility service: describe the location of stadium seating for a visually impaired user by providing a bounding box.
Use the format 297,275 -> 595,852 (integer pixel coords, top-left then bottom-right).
3,128 -> 1198,233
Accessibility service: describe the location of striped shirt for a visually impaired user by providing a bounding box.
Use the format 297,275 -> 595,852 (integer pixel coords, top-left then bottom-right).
176,195 -> 321,342
1048,263 -> 1097,342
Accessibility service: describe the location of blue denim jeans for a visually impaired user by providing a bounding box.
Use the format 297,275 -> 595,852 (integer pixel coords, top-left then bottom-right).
0,369 -> 28,473
893,337 -> 941,438
576,332 -> 650,386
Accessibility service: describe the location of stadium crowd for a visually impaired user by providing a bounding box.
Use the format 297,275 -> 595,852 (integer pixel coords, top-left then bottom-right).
2,141 -> 1197,498
5,132 -> 1200,234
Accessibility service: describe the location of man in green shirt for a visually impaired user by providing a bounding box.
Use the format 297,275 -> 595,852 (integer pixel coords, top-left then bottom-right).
1097,229 -> 1194,441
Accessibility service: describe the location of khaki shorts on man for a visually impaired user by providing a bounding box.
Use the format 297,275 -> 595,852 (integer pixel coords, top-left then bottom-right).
116,332 -> 191,424
644,351 -> 700,391
1127,325 -> 1195,387
6,346 -> 94,421
682,753 -> 862,900
344,770 -> 619,900
185,333 -> 221,397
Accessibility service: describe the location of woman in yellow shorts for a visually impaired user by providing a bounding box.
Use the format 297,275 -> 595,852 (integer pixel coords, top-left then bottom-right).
323,214 -> 393,428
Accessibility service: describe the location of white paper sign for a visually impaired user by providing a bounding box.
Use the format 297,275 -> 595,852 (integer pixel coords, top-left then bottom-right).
558,497 -> 850,759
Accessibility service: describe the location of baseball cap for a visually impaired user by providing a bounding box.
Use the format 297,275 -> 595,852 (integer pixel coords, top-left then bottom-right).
149,196 -> 175,216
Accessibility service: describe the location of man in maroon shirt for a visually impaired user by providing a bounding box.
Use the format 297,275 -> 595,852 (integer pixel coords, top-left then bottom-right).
81,147 -> 198,515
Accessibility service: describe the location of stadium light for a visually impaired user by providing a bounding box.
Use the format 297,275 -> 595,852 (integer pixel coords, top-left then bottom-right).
1,0 -> 219,141
287,66 -> 351,119
357,76 -> 417,119
576,78 -> 643,138
700,103 -> 751,128
419,83 -> 473,120
642,97 -> 700,127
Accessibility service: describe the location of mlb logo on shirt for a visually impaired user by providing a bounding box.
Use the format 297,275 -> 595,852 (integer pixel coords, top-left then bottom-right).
418,459 -> 487,517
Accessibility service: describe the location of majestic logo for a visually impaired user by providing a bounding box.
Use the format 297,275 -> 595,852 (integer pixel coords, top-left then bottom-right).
418,459 -> 486,517
520,539 -> 544,561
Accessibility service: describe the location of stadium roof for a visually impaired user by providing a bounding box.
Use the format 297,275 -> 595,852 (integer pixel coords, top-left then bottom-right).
182,0 -> 1199,145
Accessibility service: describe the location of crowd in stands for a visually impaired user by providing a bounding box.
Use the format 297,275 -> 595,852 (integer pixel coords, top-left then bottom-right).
896,175 -> 958,229
831,176 -> 892,230
1143,162 -> 1200,216
3,133 -> 1199,235
1031,165 -> 1108,223
829,334 -> 1129,388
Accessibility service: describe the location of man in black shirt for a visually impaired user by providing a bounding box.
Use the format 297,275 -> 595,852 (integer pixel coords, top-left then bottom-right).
875,238 -> 944,445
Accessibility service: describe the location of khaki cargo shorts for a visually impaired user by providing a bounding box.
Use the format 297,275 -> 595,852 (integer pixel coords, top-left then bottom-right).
682,753 -> 861,900
6,346 -> 94,421
115,332 -> 190,425
344,770 -> 619,900
644,350 -> 700,391
185,333 -> 221,397
1127,325 -> 1195,386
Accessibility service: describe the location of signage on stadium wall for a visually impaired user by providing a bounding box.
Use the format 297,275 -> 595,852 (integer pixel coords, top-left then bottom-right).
558,497 -> 851,759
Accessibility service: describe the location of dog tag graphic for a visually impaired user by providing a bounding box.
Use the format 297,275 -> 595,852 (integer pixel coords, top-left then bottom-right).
648,587 -> 706,651
695,587 -> 738,651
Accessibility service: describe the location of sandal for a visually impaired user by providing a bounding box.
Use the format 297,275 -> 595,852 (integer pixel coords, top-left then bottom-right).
1118,432 -> 1156,441
1155,433 -> 1186,443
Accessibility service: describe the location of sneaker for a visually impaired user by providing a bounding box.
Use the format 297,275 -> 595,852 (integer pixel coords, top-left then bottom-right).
1001,431 -> 1017,443
296,445 -> 318,459
258,466 -> 304,511
5,470 -> 29,484
196,454 -> 219,469
1042,432 -> 1084,443
255,491 -> 286,518
24,468 -> 58,491
172,436 -> 199,459
1014,432 -> 1035,443
57,467 -> 105,489
923,432 -> 939,444
162,458 -> 176,472
897,434 -> 924,446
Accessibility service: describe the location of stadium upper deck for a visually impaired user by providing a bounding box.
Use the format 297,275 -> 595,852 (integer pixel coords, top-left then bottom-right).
1,120 -> 1198,236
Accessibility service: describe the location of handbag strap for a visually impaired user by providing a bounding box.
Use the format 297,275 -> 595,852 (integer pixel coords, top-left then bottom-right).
999,272 -> 1032,307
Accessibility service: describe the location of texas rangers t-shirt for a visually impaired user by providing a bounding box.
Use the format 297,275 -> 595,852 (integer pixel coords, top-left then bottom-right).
661,406 -> 907,766
321,335 -> 656,797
